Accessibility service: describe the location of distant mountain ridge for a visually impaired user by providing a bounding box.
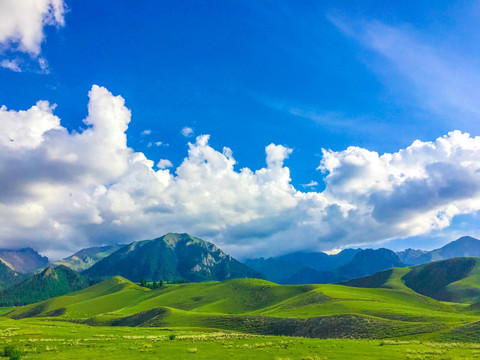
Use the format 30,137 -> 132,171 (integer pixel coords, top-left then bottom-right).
397,236 -> 480,265
244,249 -> 361,284
246,236 -> 480,284
48,244 -> 124,272
336,248 -> 405,279
84,233 -> 262,282
0,247 -> 48,273
246,248 -> 404,284
343,257 -> 480,304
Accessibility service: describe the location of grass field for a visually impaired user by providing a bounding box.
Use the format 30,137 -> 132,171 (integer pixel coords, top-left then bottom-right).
3,274 -> 480,358
1,317 -> 480,359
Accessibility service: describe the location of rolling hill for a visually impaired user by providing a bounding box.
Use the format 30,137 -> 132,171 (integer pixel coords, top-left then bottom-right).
83,233 -> 262,282
343,257 -> 480,303
0,265 -> 91,306
6,273 -> 478,341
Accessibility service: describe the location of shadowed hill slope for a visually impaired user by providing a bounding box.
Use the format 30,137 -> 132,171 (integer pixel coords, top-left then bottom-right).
343,257 -> 480,303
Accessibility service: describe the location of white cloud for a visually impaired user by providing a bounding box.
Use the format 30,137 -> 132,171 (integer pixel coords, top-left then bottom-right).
0,0 -> 65,55
181,126 -> 194,138
0,0 -> 65,72
301,181 -> 318,188
157,159 -> 173,169
141,129 -> 152,135
2,85 -> 480,259
0,59 -> 21,72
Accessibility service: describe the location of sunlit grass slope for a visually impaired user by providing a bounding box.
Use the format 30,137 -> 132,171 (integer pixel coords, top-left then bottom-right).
5,275 -> 480,341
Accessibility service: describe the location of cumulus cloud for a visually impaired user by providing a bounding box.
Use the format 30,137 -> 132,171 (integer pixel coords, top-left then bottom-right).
157,159 -> 173,169
0,0 -> 65,72
181,126 -> 194,138
141,129 -> 152,135
2,85 -> 480,259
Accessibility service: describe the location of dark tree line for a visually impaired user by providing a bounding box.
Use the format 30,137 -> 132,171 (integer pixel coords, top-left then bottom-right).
139,278 -> 163,289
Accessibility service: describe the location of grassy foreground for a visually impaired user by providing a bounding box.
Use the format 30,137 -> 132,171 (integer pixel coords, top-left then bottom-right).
3,275 -> 480,358
1,317 -> 480,359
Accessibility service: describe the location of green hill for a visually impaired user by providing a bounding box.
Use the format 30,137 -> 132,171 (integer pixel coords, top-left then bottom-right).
343,257 -> 480,303
7,273 -> 478,340
0,265 -> 91,306
83,233 -> 261,282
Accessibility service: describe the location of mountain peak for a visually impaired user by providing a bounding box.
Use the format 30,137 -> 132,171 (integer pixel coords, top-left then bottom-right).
337,248 -> 405,279
40,266 -> 58,279
84,233 -> 261,283
0,247 -> 49,273
451,236 -> 479,243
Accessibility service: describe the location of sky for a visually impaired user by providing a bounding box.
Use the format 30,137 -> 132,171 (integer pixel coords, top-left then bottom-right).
1,0 -> 480,260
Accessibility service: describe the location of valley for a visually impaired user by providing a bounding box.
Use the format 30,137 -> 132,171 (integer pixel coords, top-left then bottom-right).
2,234 -> 480,358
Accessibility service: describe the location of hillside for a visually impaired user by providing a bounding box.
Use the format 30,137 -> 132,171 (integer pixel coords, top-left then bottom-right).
84,233 -> 261,282
0,247 -> 48,273
49,244 -> 124,272
343,257 -> 480,303
0,259 -> 25,290
0,265 -> 91,306
6,274 -> 478,342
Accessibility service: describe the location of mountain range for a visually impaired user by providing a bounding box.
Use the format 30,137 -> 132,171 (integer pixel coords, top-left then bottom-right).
397,236 -> 480,265
245,236 -> 480,284
1,233 -> 480,307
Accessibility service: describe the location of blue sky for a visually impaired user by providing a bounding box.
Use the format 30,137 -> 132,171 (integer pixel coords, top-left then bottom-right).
1,1 -> 480,259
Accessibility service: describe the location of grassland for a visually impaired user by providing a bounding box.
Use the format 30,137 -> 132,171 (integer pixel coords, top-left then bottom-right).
1,318 -> 480,359
3,271 -> 480,358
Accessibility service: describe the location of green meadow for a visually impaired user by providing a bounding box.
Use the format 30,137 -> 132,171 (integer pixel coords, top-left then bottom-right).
1,318 -> 480,359
2,269 -> 480,358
